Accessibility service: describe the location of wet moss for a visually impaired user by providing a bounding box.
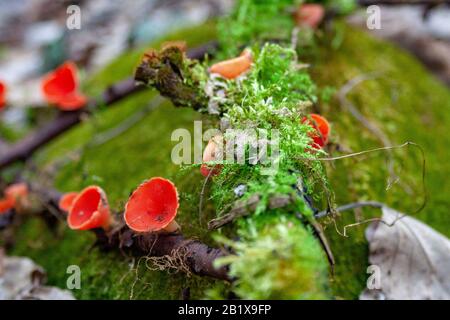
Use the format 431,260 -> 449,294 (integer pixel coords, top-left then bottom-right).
310,22 -> 450,299
8,23 -> 223,300
4,21 -> 450,300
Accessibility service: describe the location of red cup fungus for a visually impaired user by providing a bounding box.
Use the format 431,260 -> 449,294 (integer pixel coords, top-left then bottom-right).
0,197 -> 15,214
0,183 -> 29,214
41,61 -> 87,111
200,135 -> 223,177
301,113 -> 330,149
4,183 -> 29,201
0,80 -> 7,109
58,192 -> 79,212
67,186 -> 111,230
209,49 -> 252,79
294,4 -> 325,29
124,177 -> 180,233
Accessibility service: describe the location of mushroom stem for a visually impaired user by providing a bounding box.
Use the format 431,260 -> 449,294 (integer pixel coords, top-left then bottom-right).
102,215 -> 113,230
163,220 -> 180,233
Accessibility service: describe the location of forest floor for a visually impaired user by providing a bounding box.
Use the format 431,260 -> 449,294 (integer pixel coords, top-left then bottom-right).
3,20 -> 450,299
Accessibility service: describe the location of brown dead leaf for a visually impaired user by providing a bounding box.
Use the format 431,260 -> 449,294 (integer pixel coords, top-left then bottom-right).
360,207 -> 450,300
0,255 -> 75,300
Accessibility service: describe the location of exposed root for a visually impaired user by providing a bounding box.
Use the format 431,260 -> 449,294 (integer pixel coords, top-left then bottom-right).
317,200 -> 419,237
129,256 -> 146,300
144,246 -> 193,277
303,141 -> 427,215
90,97 -> 164,147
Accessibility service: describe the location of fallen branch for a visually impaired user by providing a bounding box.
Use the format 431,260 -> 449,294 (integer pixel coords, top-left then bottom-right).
207,191 -> 335,269
135,45 -> 209,110
23,182 -> 231,281
0,41 -> 217,171
208,194 -> 293,230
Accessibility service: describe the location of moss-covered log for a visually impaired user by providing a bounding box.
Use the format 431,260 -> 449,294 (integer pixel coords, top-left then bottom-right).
1,13 -> 449,299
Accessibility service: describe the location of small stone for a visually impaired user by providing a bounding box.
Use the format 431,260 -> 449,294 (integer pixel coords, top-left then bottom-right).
234,184 -> 247,198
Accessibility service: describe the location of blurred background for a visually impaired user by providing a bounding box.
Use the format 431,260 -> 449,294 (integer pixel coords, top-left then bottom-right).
0,0 -> 449,300
0,0 -> 449,110
0,0 -> 448,157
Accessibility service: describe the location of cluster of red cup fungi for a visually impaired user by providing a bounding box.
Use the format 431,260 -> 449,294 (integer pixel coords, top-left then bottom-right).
1,177 -> 180,235
58,177 -> 179,233
0,183 -> 29,214
1,3 -> 328,234
0,4 -> 323,113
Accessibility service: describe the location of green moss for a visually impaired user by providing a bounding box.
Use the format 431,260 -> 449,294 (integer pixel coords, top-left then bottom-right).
213,214 -> 330,299
7,23 -> 222,300
217,0 -> 298,57
310,22 -> 450,299
4,15 -> 450,300
11,217 -> 216,299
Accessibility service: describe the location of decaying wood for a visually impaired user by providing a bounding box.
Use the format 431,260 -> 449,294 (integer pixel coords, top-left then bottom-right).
132,232 -> 229,281
13,184 -> 231,282
207,194 -> 294,230
207,191 -> 336,270
135,44 -> 209,110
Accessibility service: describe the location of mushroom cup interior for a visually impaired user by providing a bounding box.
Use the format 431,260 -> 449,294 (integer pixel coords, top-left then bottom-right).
69,188 -> 101,227
125,178 -> 178,232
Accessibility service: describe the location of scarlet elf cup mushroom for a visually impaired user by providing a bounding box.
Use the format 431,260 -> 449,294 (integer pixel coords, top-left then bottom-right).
58,192 -> 79,212
0,183 -> 29,214
209,49 -> 252,79
200,134 -> 224,177
67,186 -> 112,230
124,177 -> 180,233
0,80 -> 7,109
294,3 -> 325,29
0,197 -> 14,214
41,61 -> 87,111
301,113 -> 330,149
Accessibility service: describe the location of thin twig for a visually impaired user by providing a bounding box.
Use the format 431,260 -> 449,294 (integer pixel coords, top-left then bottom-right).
301,141 -> 427,215
338,73 -> 390,147
90,96 -> 165,147
315,200 -> 385,219
337,72 -> 407,190
3,182 -> 231,281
